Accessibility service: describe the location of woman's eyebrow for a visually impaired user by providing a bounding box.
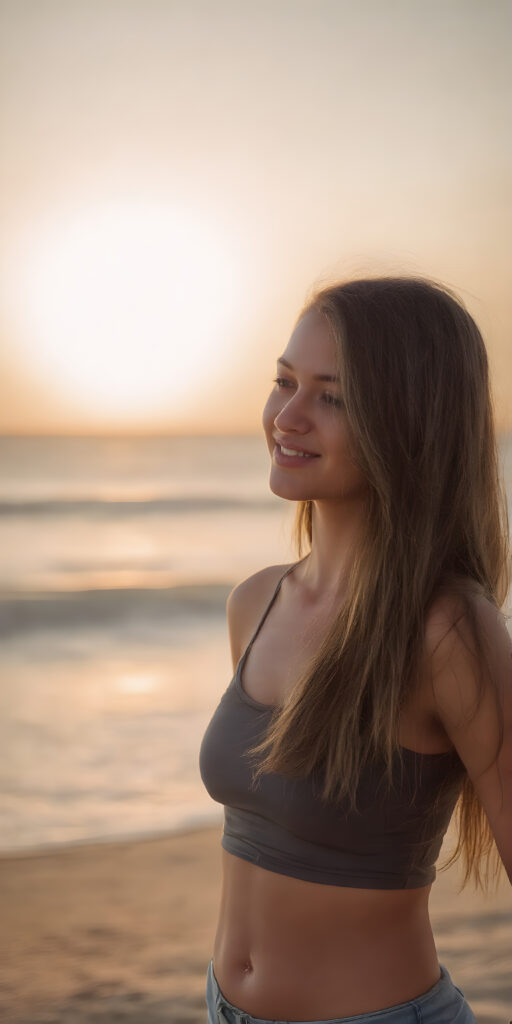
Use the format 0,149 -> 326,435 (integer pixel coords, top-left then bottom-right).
277,355 -> 339,383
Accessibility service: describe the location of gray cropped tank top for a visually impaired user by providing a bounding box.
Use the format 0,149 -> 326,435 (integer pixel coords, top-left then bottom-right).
199,562 -> 465,889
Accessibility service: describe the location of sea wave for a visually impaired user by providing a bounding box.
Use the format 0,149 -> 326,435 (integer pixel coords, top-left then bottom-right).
0,582 -> 231,636
0,495 -> 279,518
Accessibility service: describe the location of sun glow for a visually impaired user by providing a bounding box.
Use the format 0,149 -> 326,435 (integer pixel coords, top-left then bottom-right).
9,202 -> 241,419
117,673 -> 159,695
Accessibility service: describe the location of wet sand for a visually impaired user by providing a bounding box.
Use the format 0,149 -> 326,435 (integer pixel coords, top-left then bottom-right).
0,825 -> 510,1024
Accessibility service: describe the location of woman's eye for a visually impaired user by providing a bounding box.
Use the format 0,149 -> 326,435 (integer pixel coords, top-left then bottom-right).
272,377 -> 343,409
322,393 -> 344,409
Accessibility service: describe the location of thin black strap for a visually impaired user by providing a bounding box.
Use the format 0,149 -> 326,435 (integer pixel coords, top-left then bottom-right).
243,561 -> 300,658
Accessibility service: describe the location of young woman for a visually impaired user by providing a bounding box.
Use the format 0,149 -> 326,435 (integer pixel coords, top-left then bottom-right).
200,276 -> 511,1024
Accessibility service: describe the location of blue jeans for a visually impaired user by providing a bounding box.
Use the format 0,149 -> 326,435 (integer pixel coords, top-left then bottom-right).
205,959 -> 476,1024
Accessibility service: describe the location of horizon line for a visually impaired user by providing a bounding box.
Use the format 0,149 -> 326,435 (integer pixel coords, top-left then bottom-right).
1,428 -> 511,441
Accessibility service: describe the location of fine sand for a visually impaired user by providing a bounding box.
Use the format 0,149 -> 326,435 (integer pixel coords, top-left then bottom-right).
0,826 -> 510,1024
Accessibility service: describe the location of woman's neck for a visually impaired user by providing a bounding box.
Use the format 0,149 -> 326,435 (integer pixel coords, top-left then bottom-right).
296,497 -> 366,598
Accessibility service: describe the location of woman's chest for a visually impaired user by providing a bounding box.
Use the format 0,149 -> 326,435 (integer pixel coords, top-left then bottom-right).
240,601 -> 330,707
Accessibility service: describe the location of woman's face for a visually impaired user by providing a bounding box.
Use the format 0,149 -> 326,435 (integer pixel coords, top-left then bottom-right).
262,308 -> 367,504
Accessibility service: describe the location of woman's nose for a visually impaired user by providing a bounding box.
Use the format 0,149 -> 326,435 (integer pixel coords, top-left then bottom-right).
273,390 -> 311,433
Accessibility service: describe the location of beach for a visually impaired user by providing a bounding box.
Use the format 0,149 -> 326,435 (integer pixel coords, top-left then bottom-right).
1,825 -> 510,1024
0,826 -> 221,1024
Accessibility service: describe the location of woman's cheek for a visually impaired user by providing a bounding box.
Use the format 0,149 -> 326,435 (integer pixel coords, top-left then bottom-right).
261,391 -> 279,441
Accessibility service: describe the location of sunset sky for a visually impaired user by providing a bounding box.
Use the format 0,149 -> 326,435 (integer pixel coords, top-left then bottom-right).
1,0 -> 511,435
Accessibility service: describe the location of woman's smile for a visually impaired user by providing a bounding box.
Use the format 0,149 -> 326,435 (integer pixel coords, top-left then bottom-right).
273,438 -> 321,466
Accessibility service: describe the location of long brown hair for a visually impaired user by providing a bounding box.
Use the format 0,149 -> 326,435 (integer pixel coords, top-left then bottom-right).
249,276 -> 510,888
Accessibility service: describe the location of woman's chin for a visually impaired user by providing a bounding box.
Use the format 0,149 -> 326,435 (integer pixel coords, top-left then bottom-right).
268,470 -> 312,502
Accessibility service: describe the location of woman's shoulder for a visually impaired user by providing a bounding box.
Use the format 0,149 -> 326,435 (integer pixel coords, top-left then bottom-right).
423,581 -> 511,704
424,581 -> 510,667
225,562 -> 295,669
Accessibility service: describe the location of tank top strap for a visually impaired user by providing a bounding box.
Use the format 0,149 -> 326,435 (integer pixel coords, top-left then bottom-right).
243,560 -> 302,658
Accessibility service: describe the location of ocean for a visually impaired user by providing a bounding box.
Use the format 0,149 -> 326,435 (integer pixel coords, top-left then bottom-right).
0,435 -> 296,854
1,433 -> 511,856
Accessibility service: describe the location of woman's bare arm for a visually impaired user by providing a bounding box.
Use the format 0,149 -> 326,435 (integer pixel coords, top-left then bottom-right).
429,596 -> 512,882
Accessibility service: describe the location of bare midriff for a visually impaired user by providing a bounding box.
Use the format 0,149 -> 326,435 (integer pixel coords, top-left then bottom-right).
213,849 -> 441,1021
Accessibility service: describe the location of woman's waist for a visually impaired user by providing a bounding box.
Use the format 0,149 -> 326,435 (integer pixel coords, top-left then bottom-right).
213,930 -> 440,1022
214,850 -> 438,1019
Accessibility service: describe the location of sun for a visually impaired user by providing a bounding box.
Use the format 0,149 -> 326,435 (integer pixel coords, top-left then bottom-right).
9,201 -> 241,420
